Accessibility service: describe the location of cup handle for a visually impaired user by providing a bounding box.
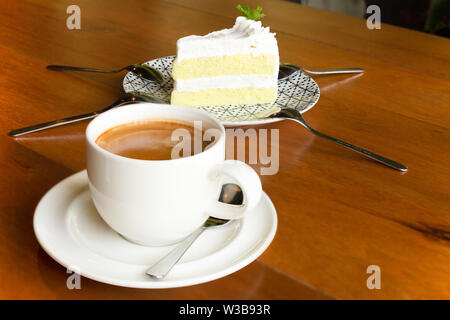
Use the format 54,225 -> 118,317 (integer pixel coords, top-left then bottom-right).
207,160 -> 262,220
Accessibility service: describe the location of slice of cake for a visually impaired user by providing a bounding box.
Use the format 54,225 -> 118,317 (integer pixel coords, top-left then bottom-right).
171,6 -> 279,107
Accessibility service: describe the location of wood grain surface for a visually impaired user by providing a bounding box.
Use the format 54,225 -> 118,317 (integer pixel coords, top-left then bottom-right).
0,0 -> 449,299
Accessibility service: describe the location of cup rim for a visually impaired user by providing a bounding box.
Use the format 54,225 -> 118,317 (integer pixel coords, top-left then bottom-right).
86,103 -> 225,164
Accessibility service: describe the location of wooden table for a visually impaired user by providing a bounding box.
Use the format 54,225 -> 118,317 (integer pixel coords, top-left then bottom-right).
0,0 -> 449,300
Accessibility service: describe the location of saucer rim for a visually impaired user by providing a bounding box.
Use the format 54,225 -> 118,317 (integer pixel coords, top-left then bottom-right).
33,170 -> 278,289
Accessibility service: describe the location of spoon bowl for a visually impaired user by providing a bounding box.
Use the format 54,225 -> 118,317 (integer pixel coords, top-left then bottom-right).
126,64 -> 164,83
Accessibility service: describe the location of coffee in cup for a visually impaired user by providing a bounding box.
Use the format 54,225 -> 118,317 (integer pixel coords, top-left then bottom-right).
86,103 -> 262,246
95,119 -> 213,161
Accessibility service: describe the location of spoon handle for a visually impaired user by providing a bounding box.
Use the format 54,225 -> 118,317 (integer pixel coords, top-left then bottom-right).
8,111 -> 99,137
146,227 -> 205,279
309,127 -> 408,171
274,108 -> 407,172
47,65 -> 120,73
303,68 -> 364,75
8,96 -> 131,137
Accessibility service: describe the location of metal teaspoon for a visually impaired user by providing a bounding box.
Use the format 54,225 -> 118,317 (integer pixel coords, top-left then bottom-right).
47,63 -> 164,83
279,62 -> 364,80
270,108 -> 407,172
8,92 -> 164,137
146,183 -> 244,279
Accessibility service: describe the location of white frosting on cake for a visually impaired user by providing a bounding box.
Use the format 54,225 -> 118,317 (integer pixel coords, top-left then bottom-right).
174,74 -> 276,91
176,16 -> 278,60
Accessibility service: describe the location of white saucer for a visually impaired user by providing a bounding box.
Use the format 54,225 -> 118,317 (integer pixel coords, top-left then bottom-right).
33,170 -> 277,288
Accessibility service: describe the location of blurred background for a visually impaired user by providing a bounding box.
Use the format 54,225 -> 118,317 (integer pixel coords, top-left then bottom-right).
287,0 -> 449,37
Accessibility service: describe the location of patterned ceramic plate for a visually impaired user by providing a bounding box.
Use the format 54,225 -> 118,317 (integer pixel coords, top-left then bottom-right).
123,56 -> 320,126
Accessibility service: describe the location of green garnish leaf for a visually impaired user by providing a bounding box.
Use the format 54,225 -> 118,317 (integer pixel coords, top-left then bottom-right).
236,5 -> 266,20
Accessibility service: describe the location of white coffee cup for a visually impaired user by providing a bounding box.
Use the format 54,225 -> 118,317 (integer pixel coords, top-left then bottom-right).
86,103 -> 262,246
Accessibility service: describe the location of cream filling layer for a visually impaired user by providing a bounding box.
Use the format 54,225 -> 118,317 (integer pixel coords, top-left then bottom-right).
173,75 -> 277,91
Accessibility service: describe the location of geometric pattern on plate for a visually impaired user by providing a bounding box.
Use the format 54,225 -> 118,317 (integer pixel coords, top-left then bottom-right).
123,56 -> 320,123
